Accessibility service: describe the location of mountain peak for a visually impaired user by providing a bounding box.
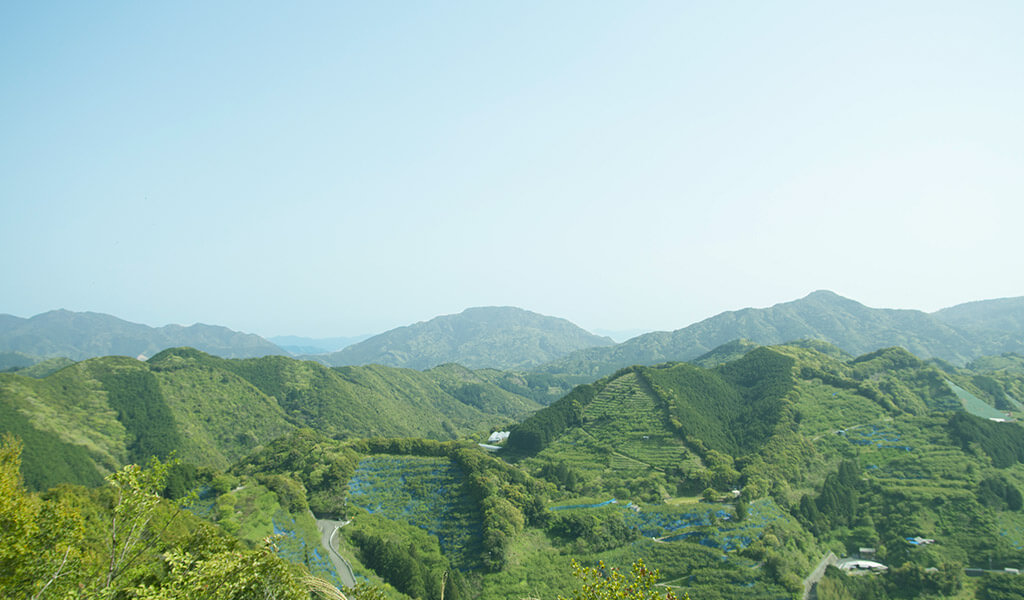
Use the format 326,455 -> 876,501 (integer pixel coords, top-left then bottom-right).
804,289 -> 843,300
323,307 -> 613,370
797,289 -> 860,305
540,291 -> 1024,377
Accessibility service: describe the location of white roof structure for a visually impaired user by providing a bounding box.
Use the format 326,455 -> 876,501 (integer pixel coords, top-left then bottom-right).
839,560 -> 888,572
487,431 -> 510,443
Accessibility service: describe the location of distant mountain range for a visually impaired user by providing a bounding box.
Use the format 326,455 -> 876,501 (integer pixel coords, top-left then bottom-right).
318,306 -> 615,371
268,334 -> 372,355
4,292 -> 1022,376
539,290 -> 1024,377
0,307 -> 614,372
933,296 -> 1024,335
0,309 -> 286,361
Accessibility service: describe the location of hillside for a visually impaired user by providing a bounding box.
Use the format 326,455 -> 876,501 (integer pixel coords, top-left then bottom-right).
933,296 -> 1024,335
321,306 -> 614,370
234,343 -> 1024,599
510,342 -> 1019,496
0,309 -> 286,360
0,348 -> 542,489
540,290 -> 1024,378
10,342 -> 1024,599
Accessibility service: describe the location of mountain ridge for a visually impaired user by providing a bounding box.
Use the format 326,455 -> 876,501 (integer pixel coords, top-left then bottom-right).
933,296 -> 1024,335
540,290 -> 1024,377
0,309 -> 287,360
0,347 -> 547,489
5,291 -> 1021,375
320,306 -> 614,370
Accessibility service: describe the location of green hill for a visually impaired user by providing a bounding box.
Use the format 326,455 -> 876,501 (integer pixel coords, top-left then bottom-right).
321,306 -> 614,370
540,290 -> 1024,378
0,351 -> 40,372
11,341 -> 1024,600
225,343 -> 1024,599
511,342 -> 1024,497
933,296 -> 1024,335
0,309 -> 287,360
0,348 -> 543,488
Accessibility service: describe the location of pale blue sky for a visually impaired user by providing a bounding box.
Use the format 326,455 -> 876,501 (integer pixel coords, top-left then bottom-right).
2,2 -> 1022,337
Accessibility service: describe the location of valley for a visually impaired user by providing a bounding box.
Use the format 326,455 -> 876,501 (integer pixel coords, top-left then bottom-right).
3,294 -> 1024,599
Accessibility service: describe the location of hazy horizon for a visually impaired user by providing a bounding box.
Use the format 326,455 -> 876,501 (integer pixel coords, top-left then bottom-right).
3,289 -> 1018,342
3,2 -> 1022,338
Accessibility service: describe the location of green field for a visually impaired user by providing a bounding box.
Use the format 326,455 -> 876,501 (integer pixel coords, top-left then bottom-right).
948,380 -> 1008,420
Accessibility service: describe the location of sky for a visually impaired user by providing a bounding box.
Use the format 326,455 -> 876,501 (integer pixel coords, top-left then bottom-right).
2,2 -> 1022,339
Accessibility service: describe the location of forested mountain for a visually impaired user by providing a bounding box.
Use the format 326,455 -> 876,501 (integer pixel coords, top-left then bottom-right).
497,342 -> 1024,597
933,296 -> 1024,335
0,309 -> 286,360
321,306 -> 614,370
0,348 -> 543,491
540,290 -> 1024,378
511,343 -> 977,482
9,340 -> 1024,599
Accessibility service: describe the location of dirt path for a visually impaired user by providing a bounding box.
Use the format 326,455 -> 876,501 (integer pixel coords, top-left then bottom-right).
316,519 -> 357,589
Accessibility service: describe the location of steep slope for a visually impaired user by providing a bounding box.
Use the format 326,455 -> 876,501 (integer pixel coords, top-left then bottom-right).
162,350 -> 544,437
510,341 -> 1023,497
510,347 -> 799,458
322,306 -> 613,370
0,348 -> 544,488
0,309 -> 286,360
541,290 -> 1020,378
0,354 -> 293,476
423,363 -> 553,416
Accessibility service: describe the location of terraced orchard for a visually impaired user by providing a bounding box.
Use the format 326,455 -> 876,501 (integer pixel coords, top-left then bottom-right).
582,372 -> 692,470
522,370 -> 701,494
544,498 -> 803,598
346,454 -> 483,566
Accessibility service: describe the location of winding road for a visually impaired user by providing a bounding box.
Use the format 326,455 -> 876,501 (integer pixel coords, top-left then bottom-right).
316,519 -> 357,589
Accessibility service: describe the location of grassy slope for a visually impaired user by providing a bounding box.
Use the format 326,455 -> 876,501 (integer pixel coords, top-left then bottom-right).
0,359 -> 131,473
147,350 -> 293,469
1,348 -> 545,488
520,369 -> 699,495
162,349 -> 542,440
424,363 -> 545,417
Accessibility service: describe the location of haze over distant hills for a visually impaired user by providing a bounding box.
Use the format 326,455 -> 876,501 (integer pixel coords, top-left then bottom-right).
268,334 -> 372,355
933,297 -> 1024,336
0,309 -> 286,360
540,290 -> 1024,378
4,292 -> 1022,376
320,306 -> 615,371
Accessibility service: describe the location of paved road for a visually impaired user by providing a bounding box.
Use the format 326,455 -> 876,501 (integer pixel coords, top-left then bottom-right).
803,552 -> 838,600
316,519 -> 357,588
